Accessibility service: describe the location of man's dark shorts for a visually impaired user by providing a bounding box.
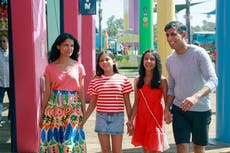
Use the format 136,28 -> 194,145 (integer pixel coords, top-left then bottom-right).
172,104 -> 212,146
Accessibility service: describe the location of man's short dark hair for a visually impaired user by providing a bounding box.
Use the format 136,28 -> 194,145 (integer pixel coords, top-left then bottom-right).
164,21 -> 186,34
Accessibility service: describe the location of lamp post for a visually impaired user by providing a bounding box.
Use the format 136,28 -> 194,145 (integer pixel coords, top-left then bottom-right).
186,0 -> 191,43
98,0 -> 103,52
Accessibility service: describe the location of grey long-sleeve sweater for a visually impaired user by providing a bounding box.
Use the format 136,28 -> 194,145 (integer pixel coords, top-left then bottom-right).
166,45 -> 218,112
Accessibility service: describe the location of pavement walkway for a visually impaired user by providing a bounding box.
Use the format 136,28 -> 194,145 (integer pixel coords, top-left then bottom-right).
1,69 -> 230,153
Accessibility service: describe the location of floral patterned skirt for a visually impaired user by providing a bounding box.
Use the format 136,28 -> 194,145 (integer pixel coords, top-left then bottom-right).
39,90 -> 86,153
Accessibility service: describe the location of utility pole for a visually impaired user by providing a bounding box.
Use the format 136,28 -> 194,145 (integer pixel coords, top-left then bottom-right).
98,0 -> 103,52
186,0 -> 191,43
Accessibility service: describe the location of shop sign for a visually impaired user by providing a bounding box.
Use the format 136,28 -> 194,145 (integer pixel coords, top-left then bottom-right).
79,0 -> 96,15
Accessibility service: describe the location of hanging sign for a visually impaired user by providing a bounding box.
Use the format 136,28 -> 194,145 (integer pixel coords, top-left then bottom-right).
79,0 -> 96,15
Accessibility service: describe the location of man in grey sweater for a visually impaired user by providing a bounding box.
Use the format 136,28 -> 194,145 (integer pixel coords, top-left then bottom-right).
164,21 -> 218,153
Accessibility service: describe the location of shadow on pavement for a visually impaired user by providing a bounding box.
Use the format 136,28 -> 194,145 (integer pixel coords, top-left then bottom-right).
120,143 -> 230,153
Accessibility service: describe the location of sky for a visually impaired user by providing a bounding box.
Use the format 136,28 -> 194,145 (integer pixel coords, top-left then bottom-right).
95,0 -> 216,29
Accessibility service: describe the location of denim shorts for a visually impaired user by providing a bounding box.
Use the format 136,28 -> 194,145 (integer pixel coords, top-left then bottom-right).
172,104 -> 212,146
95,112 -> 124,135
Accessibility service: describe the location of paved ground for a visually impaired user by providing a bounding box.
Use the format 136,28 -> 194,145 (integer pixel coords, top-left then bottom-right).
1,69 -> 230,153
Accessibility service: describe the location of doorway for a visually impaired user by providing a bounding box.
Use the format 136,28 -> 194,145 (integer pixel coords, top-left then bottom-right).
0,0 -> 16,152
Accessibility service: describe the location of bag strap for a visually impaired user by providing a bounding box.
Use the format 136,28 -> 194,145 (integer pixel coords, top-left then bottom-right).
140,89 -> 163,133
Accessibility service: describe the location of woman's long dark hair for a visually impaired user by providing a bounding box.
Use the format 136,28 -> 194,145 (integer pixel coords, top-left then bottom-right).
96,50 -> 119,76
137,50 -> 162,89
48,33 -> 80,63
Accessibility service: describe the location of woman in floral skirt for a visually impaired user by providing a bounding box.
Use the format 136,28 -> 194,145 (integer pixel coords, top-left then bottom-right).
39,33 -> 86,153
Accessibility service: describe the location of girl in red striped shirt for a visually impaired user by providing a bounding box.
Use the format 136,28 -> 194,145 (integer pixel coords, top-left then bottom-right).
80,50 -> 133,153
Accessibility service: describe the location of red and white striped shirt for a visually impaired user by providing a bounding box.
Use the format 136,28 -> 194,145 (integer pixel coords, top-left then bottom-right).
88,73 -> 133,113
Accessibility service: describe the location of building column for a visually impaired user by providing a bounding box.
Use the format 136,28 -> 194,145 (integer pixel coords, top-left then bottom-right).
157,0 -> 175,76
11,0 -> 48,152
63,0 -> 82,48
139,0 -> 153,54
215,0 -> 230,144
63,0 -> 95,101
81,15 -> 96,101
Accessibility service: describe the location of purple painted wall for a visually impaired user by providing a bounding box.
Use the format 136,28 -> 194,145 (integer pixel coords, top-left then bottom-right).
129,0 -> 139,34
134,0 -> 139,34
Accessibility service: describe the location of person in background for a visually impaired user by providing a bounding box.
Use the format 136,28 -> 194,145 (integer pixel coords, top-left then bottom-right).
194,41 -> 212,59
193,41 -> 201,46
0,34 -> 12,127
79,50 -> 133,153
164,21 -> 218,153
130,50 -> 168,153
212,48 -> 217,64
39,33 -> 87,152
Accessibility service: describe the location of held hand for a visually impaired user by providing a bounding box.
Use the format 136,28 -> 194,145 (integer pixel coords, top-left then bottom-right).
78,123 -> 82,130
126,120 -> 134,136
78,121 -> 84,130
164,109 -> 173,124
180,96 -> 198,111
78,117 -> 87,130
39,116 -> 44,129
39,110 -> 44,128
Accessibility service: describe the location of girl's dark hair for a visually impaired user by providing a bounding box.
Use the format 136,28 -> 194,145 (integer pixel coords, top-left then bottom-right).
137,50 -> 162,89
48,33 -> 80,63
96,50 -> 119,76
